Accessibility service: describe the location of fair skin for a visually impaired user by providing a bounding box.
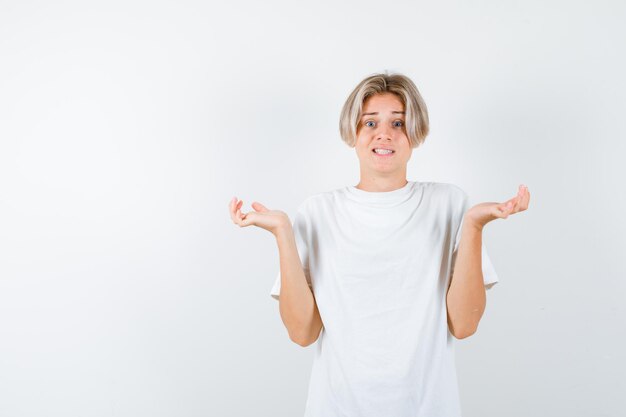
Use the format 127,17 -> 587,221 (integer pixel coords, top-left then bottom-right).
353,92 -> 530,338
228,198 -> 323,347
229,91 -> 530,342
446,186 -> 529,338
353,93 -> 412,192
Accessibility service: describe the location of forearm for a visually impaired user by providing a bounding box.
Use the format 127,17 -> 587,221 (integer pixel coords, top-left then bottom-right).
275,224 -> 322,346
446,218 -> 486,339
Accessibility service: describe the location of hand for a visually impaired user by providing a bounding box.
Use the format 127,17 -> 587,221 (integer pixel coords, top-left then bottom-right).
465,184 -> 531,230
228,197 -> 290,236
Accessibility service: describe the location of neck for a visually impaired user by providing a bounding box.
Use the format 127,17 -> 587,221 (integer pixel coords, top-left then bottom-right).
355,174 -> 408,192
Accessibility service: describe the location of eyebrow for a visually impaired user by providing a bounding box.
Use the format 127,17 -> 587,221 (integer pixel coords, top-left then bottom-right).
361,111 -> 405,116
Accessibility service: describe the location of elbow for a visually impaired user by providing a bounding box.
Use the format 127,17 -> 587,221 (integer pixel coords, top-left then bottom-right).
452,325 -> 477,339
448,314 -> 477,339
292,337 -> 314,347
290,332 -> 316,347
449,315 -> 478,339
289,324 -> 322,347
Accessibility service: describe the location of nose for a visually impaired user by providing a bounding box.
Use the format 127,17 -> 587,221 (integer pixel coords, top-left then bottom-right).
375,124 -> 393,141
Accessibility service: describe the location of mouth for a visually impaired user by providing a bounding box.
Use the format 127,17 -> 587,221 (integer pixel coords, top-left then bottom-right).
372,148 -> 395,157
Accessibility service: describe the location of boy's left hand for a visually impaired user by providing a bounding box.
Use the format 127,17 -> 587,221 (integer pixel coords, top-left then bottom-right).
465,184 -> 531,230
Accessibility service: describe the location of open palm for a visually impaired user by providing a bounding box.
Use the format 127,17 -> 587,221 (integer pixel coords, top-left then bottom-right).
228,197 -> 290,236
465,185 -> 531,229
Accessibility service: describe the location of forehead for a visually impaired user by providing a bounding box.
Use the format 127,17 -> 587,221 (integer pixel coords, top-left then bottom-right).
362,92 -> 405,113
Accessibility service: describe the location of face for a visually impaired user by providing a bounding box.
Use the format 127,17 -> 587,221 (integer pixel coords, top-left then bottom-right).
353,92 -> 412,176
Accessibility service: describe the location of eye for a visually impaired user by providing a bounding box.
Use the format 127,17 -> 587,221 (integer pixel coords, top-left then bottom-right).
364,120 -> 375,128
393,120 -> 404,127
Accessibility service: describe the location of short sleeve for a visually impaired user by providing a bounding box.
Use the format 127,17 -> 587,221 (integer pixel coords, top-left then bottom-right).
270,203 -> 313,300
450,191 -> 499,290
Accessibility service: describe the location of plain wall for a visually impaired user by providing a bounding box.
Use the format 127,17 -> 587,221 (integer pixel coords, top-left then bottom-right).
1,1 -> 624,416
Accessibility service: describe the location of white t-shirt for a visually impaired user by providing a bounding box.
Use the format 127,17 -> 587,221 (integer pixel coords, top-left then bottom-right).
270,180 -> 498,417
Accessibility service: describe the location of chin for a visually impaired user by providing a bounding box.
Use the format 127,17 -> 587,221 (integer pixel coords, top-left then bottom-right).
371,165 -> 399,172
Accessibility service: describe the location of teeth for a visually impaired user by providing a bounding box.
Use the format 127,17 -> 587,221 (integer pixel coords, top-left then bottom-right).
374,148 -> 394,154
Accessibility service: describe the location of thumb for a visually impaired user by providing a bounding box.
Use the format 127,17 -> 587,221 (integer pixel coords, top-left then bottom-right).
251,201 -> 270,212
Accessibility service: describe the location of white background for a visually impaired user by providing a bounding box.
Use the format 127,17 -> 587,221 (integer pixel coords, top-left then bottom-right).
1,1 -> 624,416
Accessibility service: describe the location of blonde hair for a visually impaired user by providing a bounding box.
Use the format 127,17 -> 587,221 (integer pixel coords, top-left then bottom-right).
339,71 -> 429,148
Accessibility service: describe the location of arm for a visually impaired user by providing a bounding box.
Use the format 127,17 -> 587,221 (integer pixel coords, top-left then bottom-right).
446,218 -> 485,339
446,184 -> 531,339
275,222 -> 323,347
227,197 -> 323,346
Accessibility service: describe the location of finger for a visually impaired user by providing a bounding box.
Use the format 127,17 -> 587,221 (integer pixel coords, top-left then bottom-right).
517,185 -> 529,211
236,207 -> 244,221
499,199 -> 515,214
230,198 -> 242,212
229,197 -> 239,223
504,194 -> 517,205
516,192 -> 527,212
521,187 -> 530,210
232,200 -> 244,223
494,203 -> 508,218
520,184 -> 530,210
493,206 -> 507,219
238,207 -> 255,226
510,195 -> 523,214
499,200 -> 514,218
251,201 -> 269,212
506,187 -> 524,211
508,184 -> 525,205
242,211 -> 257,227
512,187 -> 529,213
237,208 -> 249,227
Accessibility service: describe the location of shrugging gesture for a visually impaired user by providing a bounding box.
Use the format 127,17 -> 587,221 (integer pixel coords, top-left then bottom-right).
228,197 -> 290,236
464,185 -> 531,230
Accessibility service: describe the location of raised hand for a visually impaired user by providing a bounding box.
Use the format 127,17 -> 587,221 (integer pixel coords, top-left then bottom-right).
228,197 -> 291,236
464,184 -> 531,230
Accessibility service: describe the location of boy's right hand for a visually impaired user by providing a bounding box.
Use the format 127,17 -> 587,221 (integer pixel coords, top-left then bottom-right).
229,197 -> 291,236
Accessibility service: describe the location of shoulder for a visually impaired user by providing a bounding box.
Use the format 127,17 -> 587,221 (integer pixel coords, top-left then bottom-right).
294,191 -> 332,218
294,186 -> 352,222
298,185 -> 345,208
422,183 -> 470,218
297,192 -> 326,209
422,182 -> 468,204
